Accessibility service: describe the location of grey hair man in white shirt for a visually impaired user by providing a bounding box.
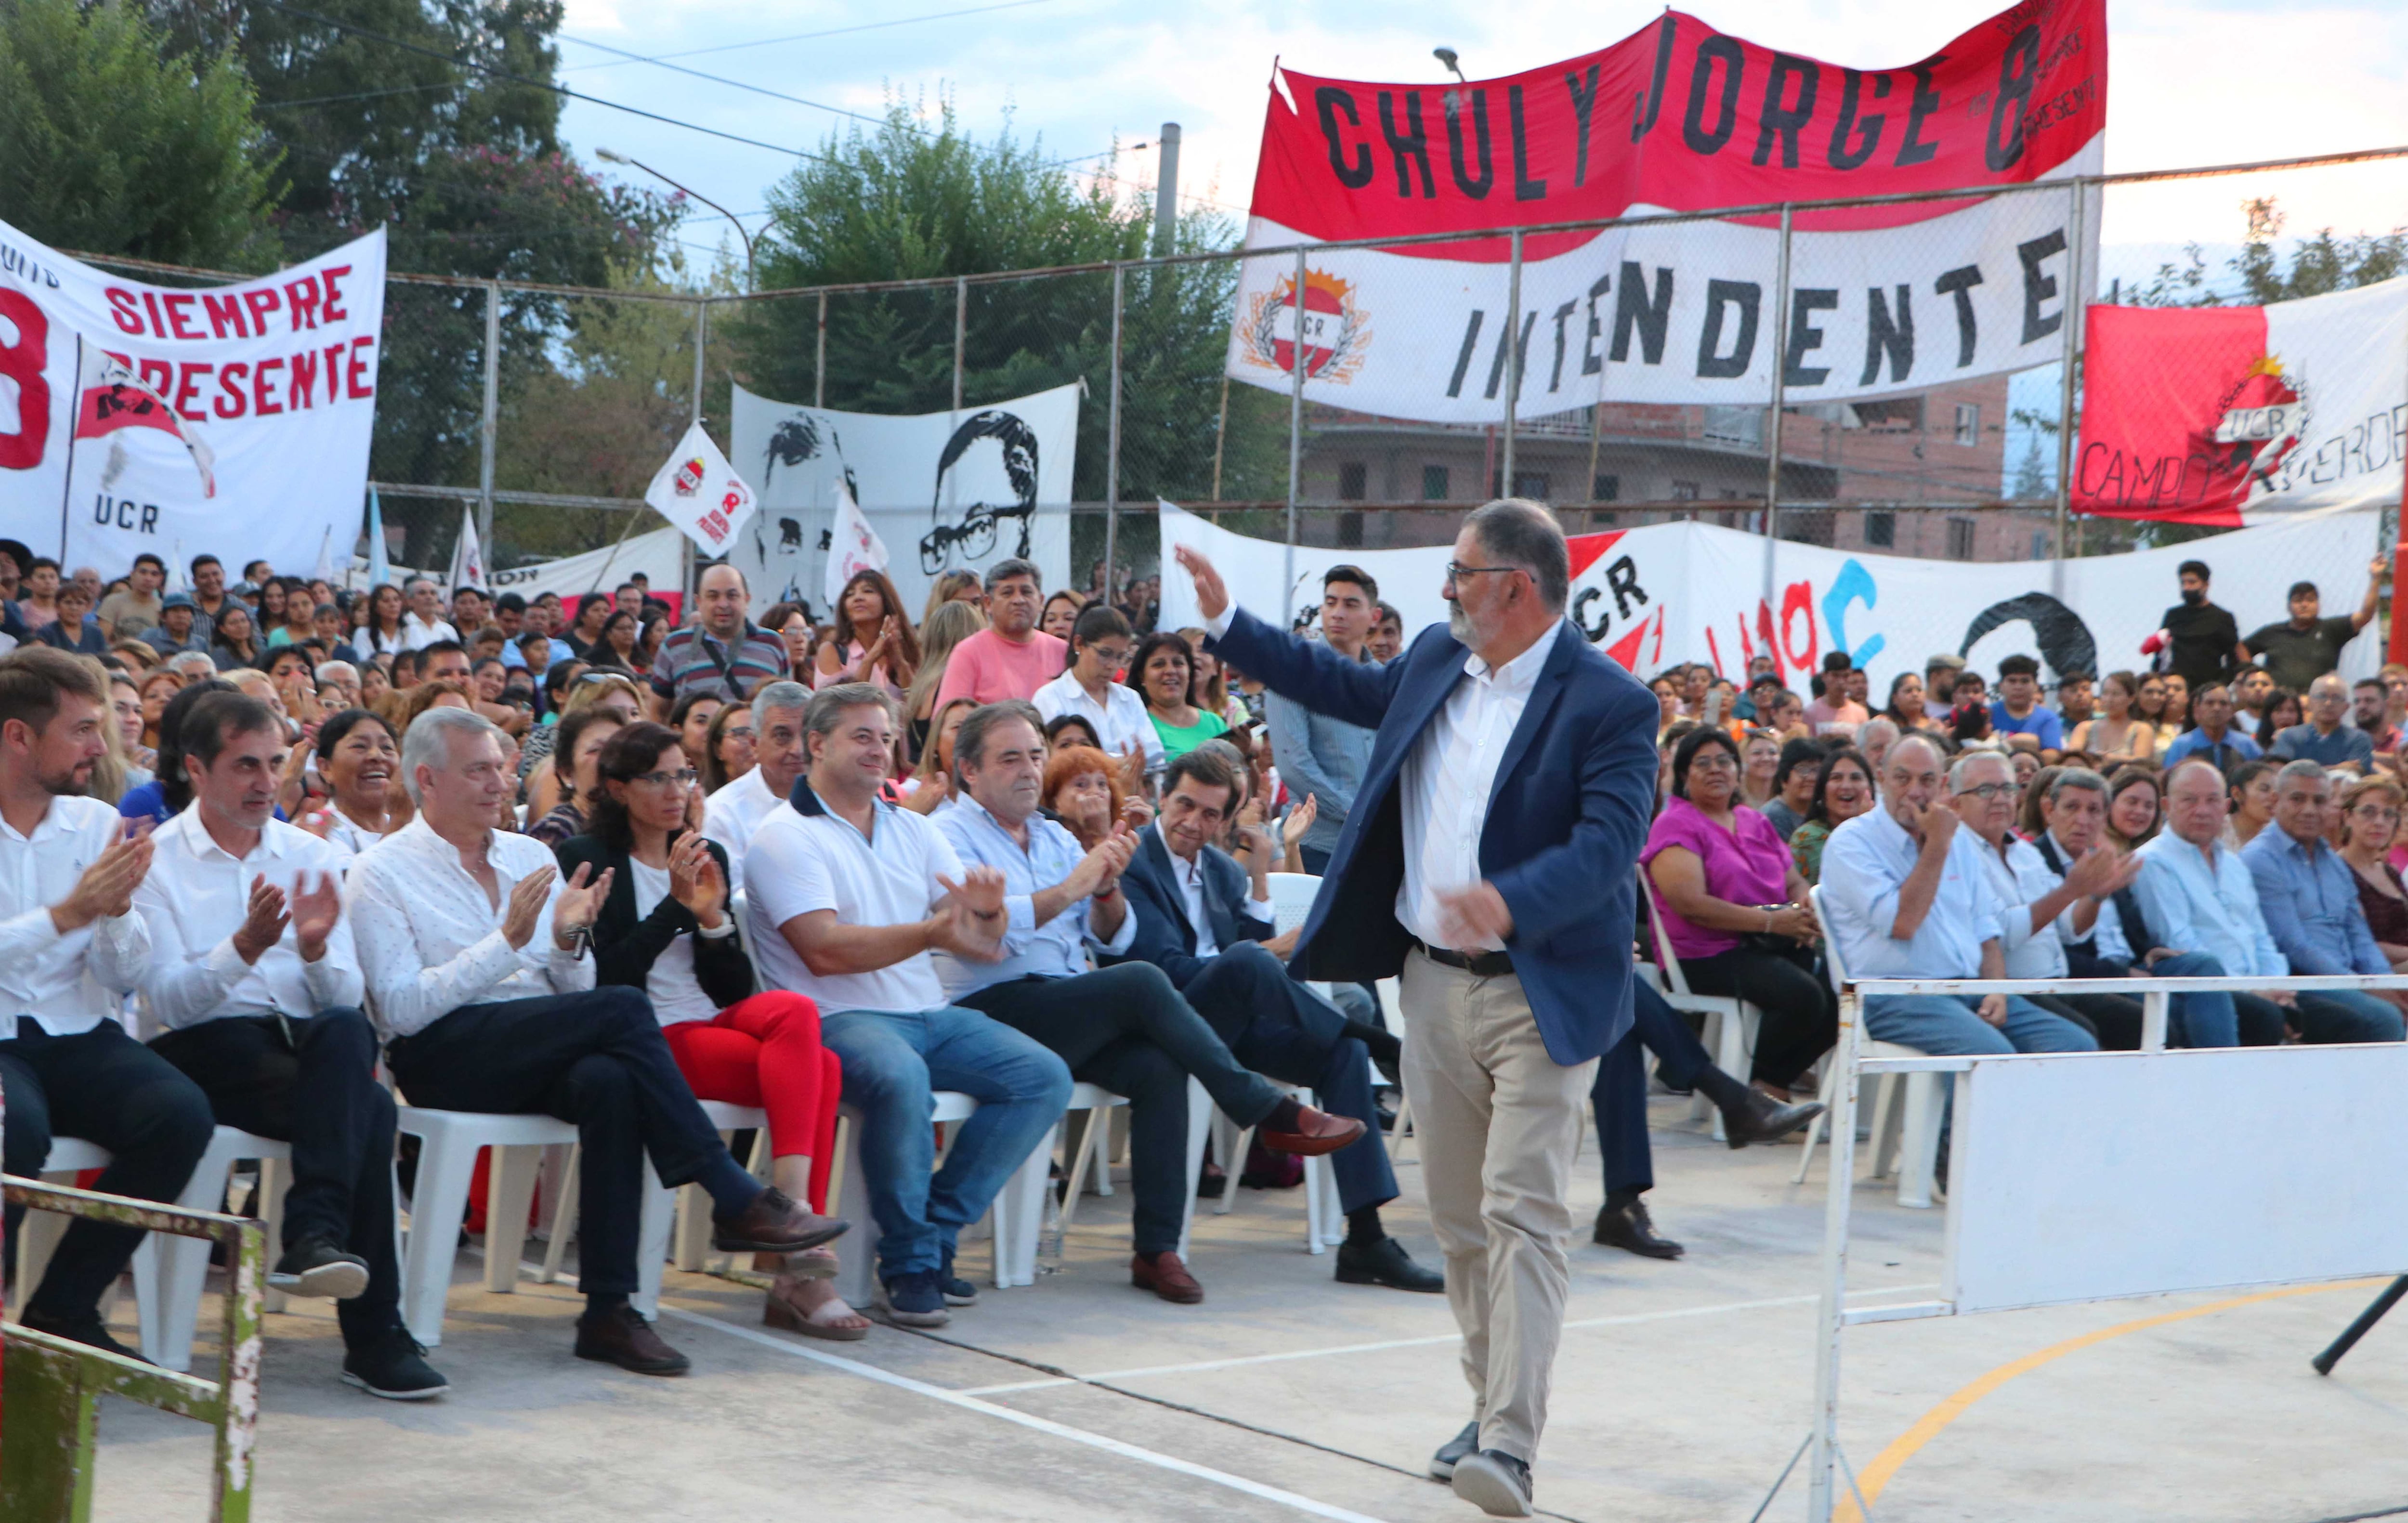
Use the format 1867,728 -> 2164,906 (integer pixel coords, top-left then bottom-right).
0,647 -> 213,1360
703,679 -> 809,889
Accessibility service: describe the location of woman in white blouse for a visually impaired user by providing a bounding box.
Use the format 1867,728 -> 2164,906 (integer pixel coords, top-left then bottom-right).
304,709 -> 408,859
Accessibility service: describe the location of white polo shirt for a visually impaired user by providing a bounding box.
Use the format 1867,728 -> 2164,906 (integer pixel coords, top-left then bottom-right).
744,783 -> 962,1016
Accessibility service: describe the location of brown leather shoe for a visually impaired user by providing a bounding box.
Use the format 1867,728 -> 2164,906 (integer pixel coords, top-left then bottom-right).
1257,1105 -> 1366,1158
574,1304 -> 691,1376
1131,1250 -> 1204,1304
711,1187 -> 851,1254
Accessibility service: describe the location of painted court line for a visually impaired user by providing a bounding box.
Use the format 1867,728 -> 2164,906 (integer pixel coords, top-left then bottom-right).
657,1303 -> 1402,1523
954,1283 -> 1941,1397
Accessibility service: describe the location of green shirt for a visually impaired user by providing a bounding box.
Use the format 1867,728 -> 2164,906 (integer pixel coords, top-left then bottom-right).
1149,708 -> 1230,762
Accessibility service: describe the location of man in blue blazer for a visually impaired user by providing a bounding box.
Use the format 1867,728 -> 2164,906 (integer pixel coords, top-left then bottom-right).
1179,498 -> 1658,1518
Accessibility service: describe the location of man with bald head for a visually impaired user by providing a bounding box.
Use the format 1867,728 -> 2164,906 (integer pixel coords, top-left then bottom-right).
650,562 -> 789,705
2271,674 -> 2376,775
1819,734 -> 2097,1061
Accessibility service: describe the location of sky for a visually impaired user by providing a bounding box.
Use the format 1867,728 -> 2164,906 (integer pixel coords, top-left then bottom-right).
552,0 -> 2408,281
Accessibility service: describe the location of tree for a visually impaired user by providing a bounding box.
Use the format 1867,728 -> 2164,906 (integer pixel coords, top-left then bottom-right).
2132,197 -> 2408,308
0,0 -> 279,267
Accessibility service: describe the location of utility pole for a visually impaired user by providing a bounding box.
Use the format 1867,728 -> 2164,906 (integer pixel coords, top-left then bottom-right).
1153,124 -> 1181,258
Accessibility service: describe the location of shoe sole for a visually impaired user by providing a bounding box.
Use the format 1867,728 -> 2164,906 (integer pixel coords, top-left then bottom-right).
272,1260 -> 371,1300
1256,1127 -> 1365,1158
713,1217 -> 850,1255
942,1286 -> 979,1307
1334,1266 -> 1447,1293
572,1345 -> 691,1376
341,1370 -> 450,1401
1594,1234 -> 1685,1260
870,1302 -> 950,1328
1452,1456 -> 1534,1518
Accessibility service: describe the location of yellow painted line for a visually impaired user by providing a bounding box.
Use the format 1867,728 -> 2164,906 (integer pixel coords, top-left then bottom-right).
1836,1278 -> 2385,1522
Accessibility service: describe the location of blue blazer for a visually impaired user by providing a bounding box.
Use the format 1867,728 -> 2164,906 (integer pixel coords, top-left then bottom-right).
1208,609 -> 1659,1065
1117,824 -> 1274,991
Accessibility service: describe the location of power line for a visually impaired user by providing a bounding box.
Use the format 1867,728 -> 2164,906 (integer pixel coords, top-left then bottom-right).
558,0 -> 1065,72
554,32 -> 920,132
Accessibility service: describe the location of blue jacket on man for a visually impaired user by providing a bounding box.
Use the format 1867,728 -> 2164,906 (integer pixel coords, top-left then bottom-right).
1207,607 -> 1659,1065
1118,824 -> 1276,990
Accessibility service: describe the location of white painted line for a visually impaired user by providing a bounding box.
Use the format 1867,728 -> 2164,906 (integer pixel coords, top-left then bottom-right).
953,1284 -> 1942,1396
656,1303 -> 1403,1523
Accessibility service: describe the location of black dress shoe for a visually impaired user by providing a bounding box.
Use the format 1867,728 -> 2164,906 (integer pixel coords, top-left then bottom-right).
710,1187 -> 849,1255
1594,1200 -> 1684,1260
342,1325 -> 450,1400
1721,1089 -> 1826,1149
271,1236 -> 371,1300
1429,1418 -> 1481,1480
1453,1449 -> 1534,1517
1334,1235 -> 1444,1292
18,1309 -> 149,1364
574,1304 -> 691,1376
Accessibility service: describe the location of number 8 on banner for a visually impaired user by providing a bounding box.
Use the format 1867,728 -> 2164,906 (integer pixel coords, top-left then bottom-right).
0,289 -> 51,471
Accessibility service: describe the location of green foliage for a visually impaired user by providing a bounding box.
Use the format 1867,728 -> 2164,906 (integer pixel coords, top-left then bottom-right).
2131,197 -> 2408,308
0,0 -> 280,266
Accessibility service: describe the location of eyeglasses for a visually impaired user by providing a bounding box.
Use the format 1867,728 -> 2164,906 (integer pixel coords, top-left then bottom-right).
634,768 -> 699,789
1954,783 -> 2015,801
1685,754 -> 1739,772
1086,645 -> 1133,666
1444,562 -> 1521,586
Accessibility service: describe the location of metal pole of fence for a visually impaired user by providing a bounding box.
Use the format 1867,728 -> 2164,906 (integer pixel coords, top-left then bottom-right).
1105,263 -> 1125,603
1762,206 -> 1793,617
686,298 -> 706,593
1502,229 -> 1523,499
814,290 -> 828,409
1286,247 -> 1305,599
2052,178 -> 2088,599
953,275 -> 968,414
478,281 -> 499,567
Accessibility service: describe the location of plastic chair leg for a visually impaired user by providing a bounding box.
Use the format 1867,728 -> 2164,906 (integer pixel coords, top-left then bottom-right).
1896,1073 -> 1943,1210
633,1163 -> 679,1318
1868,1073 -> 1904,1182
831,1115 -> 876,1310
539,1143 -> 580,1284
1176,1078 -> 1212,1261
400,1132 -> 478,1348
989,1122 -> 1057,1289
483,1146 -> 541,1293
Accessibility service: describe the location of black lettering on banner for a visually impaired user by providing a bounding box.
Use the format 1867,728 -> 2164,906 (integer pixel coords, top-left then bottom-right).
1606,555 -> 1649,619
1449,89 -> 1495,199
1317,88 -> 1374,189
1447,310 -> 1486,398
1862,286 -> 1914,385
1697,279 -> 1761,379
1509,85 -> 1549,201
1784,288 -> 1839,386
1987,25 -> 2041,171
1752,53 -> 1820,169
2018,229 -> 2067,344
1485,310 -> 1541,399
1682,36 -> 1745,156
1827,69 -> 1890,170
1565,65 -> 1601,186
1574,585 -> 1610,640
1935,265 -> 1985,367
1378,91 -> 1435,198
1893,57 -> 1945,167
1632,15 -> 1675,142
1582,272 -> 1613,376
1613,263 -> 1674,364
1548,300 -> 1579,391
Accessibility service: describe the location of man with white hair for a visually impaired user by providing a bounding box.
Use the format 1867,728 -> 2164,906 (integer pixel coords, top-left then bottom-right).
1819,734 -> 2097,1061
702,679 -> 808,887
1855,716 -> 1899,780
350,708 -> 849,1376
2236,759 -> 2406,1038
316,661 -> 361,711
166,648 -> 218,684
400,578 -> 458,652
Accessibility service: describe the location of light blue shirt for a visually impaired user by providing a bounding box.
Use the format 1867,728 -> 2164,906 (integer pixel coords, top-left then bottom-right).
1819,806 -> 2003,981
931,796 -> 1136,997
1266,680 -> 1376,855
2238,826 -> 2388,976
2161,726 -> 2262,771
2133,832 -> 2286,979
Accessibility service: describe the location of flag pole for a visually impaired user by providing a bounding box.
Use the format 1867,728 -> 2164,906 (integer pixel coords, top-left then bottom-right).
57,334 -> 81,559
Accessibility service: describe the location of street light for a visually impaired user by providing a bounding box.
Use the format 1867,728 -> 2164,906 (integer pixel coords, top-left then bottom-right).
1433,48 -> 1468,118
595,146 -> 757,290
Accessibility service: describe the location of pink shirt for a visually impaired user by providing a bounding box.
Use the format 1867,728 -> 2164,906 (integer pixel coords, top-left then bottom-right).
1640,796 -> 1793,960
1803,697 -> 1868,737
934,627 -> 1069,709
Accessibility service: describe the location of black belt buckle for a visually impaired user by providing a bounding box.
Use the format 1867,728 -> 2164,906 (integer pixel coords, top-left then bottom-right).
1417,938 -> 1514,978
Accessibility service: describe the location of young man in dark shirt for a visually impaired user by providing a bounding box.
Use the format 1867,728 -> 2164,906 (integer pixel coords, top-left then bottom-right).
2159,560 -> 2242,695
2241,560 -> 2387,694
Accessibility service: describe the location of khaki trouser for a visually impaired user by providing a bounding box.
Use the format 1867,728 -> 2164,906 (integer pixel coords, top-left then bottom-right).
1399,948 -> 1598,1465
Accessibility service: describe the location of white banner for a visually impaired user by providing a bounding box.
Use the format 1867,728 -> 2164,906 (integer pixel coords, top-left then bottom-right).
644,420 -> 759,556
0,218 -> 385,574
1158,501 -> 2383,695
822,482 -> 890,614
728,380 -> 1079,619
485,525 -> 687,605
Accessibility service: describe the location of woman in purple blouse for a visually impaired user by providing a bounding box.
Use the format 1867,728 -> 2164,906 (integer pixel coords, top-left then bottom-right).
1641,727 -> 1838,1101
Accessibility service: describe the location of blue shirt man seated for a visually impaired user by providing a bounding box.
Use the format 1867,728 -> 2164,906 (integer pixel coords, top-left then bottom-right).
1114,743 -> 1439,1294
2235,759 -> 2406,1042
932,701 -> 1362,1304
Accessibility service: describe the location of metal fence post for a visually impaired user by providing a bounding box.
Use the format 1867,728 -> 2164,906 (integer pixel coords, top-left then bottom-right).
814,289 -> 828,409
1763,206 -> 1793,615
478,281 -> 499,566
2051,179 -> 2089,598
953,275 -> 968,414
1105,263 -> 1125,597
1286,247 -> 1306,599
687,297 -> 707,594
1502,229 -> 1523,498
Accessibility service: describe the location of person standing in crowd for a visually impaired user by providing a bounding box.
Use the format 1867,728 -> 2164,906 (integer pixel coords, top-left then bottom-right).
1803,651 -> 1867,736
527,705 -> 628,848
1129,631 -> 1228,763
903,599 -> 988,760
742,684 -> 1071,1329
813,569 -> 919,702
1788,747 -> 1874,886
1987,655 -> 2064,761
1268,566 -> 1381,874
1034,605 -> 1160,788
703,681 -> 808,888
589,611 -> 642,673
2238,761 -> 2408,1034
2272,674 -> 2377,775
1039,590 -> 1085,640
1759,738 -> 1825,842
935,703 -> 1361,1303
144,592 -> 211,658
136,691 -> 444,1398
13,556 -> 63,631
1179,498 -> 1654,1516
1369,601 -> 1405,663
2242,561 -> 2387,693
1920,653 -> 1963,722
2163,683 -> 2260,775
2069,671 -> 2155,766
358,584 -> 409,660
2158,560 -> 2243,695
934,560 -> 1066,708
650,564 -> 788,706
2351,678 -> 2404,762
921,569 -> 984,629
1738,727 -> 1782,810
188,555 -> 232,639
2229,663 -> 2273,734
1882,673 -> 1935,737
353,707 -> 845,1376
98,553 -> 166,639
210,603 -> 262,671
2055,671 -> 2095,732
670,692 -> 721,776
400,578 -> 458,652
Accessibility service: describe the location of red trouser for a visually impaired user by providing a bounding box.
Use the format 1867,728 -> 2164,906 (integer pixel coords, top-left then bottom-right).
662,991 -> 841,1214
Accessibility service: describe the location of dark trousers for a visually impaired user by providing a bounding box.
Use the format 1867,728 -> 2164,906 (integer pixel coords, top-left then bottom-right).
384,987 -> 729,1299
149,1009 -> 399,1346
1594,979 -> 1717,1197
0,1019 -> 214,1322
1176,942 -> 1396,1214
959,963 -> 1283,1255
2028,992 -> 2146,1050
2233,991 -> 2401,1045
1675,945 -> 1837,1090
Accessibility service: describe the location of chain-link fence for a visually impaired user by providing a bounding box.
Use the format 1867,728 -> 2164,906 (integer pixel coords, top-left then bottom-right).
64,144 -> 2408,596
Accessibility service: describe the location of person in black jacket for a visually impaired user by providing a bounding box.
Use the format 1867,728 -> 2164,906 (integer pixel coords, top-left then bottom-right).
556,722 -> 864,1340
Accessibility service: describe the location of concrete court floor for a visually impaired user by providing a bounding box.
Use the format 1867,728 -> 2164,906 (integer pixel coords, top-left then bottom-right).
74,1093 -> 2408,1523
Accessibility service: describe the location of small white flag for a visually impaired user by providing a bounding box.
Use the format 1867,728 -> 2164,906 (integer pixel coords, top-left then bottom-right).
822,482 -> 889,616
448,507 -> 486,593
644,421 -> 758,557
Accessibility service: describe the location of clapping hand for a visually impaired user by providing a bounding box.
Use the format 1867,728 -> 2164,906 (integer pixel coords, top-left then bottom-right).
553,861 -> 612,949
669,831 -> 727,927
1115,742 -> 1147,798
501,867 -> 555,950
1280,794 -> 1319,857
288,870 -> 342,960
232,874 -> 291,964
931,866 -> 1010,962
54,830 -> 154,933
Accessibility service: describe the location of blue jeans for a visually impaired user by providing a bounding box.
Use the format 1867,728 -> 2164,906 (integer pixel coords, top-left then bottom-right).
819,1006 -> 1073,1281
1862,994 -> 2100,1057
2146,951 -> 2243,1048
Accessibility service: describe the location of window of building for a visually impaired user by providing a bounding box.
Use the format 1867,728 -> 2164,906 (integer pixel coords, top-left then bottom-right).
1592,473 -> 1620,502
1421,465 -> 1449,501
1671,480 -> 1701,501
1864,510 -> 1896,547
1947,516 -> 1977,560
1855,397 -> 1924,431
1954,403 -> 1980,447
1511,471 -> 1549,500
1338,511 -> 1364,548
1337,461 -> 1368,501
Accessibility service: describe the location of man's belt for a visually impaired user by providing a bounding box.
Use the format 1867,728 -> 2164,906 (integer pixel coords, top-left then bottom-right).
1413,939 -> 1516,978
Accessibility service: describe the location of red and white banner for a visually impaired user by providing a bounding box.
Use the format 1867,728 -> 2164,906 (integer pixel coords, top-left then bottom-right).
1229,0 -> 2106,419
2072,279 -> 2408,526
644,420 -> 759,557
0,217 -> 384,574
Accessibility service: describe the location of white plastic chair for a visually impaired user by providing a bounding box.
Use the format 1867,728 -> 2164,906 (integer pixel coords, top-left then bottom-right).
1793,886 -> 1944,1209
1636,868 -> 1759,1142
1216,872 -> 1348,1252
13,1136 -> 116,1320
1054,1082 -> 1131,1231
826,1090 -> 1054,1309
535,1100 -> 770,1318
138,1126 -> 293,1372
394,1106 -> 580,1347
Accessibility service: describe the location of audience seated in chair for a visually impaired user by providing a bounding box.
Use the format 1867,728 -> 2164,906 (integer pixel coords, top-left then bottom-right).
2232,759 -> 2408,1041
702,679 -> 810,890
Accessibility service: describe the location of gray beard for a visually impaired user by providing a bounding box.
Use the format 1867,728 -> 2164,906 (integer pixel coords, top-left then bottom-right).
1448,603 -> 1473,644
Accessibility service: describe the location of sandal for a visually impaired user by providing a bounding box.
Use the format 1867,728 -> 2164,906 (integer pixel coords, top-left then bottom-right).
786,1246 -> 839,1280
763,1277 -> 870,1342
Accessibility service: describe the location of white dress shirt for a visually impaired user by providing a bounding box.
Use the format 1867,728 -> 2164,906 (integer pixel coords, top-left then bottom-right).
314,810 -> 388,866
0,794 -> 150,1036
1819,806 -> 2003,980
135,810 -> 364,1029
2134,831 -> 2288,979
744,791 -> 960,1016
1153,820 -> 1271,959
702,766 -> 784,890
1973,833 -> 2070,981
1032,670 -> 1165,779
400,612 -> 460,652
1393,628 -> 1555,950
346,816 -> 593,1040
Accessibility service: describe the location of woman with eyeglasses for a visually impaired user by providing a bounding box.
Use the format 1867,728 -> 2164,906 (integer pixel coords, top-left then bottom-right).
554,722 -> 863,1340
701,701 -> 757,794
2337,774 -> 2408,972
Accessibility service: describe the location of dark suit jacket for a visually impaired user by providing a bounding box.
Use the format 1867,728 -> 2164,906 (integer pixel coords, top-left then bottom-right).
1209,609 -> 1658,1065
553,831 -> 755,1009
1117,824 -> 1274,990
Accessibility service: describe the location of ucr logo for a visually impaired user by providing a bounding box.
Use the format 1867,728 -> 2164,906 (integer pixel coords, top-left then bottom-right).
672,457 -> 706,496
2205,354 -> 2304,494
1241,268 -> 1370,382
